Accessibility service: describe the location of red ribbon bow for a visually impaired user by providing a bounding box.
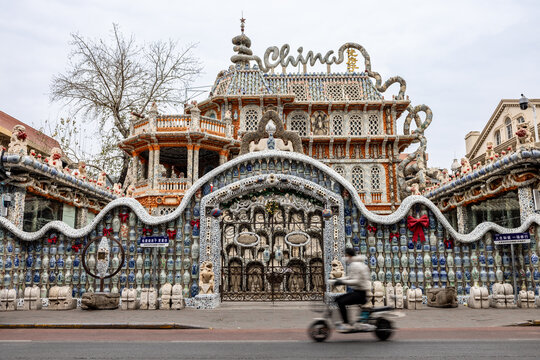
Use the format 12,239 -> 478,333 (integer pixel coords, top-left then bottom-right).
48,236 -> 57,244
166,229 -> 177,240
407,215 -> 429,243
17,132 -> 28,141
190,219 -> 200,229
444,238 -> 454,249
103,228 -> 113,236
71,244 -> 82,252
118,213 -> 129,223
367,225 -> 377,233
142,227 -> 153,236
389,232 -> 400,241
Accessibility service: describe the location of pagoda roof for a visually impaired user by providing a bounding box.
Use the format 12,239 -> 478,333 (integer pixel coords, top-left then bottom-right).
210,66 -> 383,102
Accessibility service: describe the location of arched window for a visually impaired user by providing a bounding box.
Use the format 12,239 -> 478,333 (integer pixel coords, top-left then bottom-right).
331,113 -> 344,135
517,116 -> 525,124
368,114 -> 380,135
349,113 -> 363,136
205,110 -> 217,119
371,167 -> 381,191
241,106 -> 260,132
494,129 -> 501,145
334,165 -> 345,178
352,167 -> 364,191
505,117 -> 512,140
289,112 -> 308,136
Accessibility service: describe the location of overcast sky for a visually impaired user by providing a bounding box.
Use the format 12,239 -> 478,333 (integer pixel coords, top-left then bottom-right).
1,0 -> 539,168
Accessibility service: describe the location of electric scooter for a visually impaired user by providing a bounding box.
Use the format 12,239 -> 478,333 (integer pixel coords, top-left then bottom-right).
308,300 -> 403,342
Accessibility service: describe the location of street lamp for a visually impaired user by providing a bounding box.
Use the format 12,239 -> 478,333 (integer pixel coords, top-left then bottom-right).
519,94 -> 539,143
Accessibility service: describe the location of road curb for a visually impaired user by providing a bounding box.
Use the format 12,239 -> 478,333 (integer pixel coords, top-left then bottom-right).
509,320 -> 540,327
0,323 -> 207,330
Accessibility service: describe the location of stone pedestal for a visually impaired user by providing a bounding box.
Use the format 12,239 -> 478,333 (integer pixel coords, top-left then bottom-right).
81,292 -> 120,310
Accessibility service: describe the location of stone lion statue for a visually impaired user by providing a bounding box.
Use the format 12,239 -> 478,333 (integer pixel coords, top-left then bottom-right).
7,125 -> 28,155
516,122 -> 535,149
199,261 -> 215,295
330,259 -> 346,293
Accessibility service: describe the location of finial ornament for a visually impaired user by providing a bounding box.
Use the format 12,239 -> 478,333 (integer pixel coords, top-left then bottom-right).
240,13 -> 245,34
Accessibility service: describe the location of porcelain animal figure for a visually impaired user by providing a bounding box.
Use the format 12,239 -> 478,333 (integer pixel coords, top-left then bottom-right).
516,122 -> 535,149
7,124 -> 28,155
485,141 -> 495,162
460,157 -> 471,175
96,172 -> 107,188
45,147 -> 64,171
125,184 -> 136,197
113,183 -> 123,196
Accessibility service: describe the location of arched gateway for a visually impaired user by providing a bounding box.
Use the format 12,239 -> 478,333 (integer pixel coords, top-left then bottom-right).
198,108 -> 346,302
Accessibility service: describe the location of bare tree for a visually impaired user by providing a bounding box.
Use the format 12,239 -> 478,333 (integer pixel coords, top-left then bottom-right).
50,24 -> 202,184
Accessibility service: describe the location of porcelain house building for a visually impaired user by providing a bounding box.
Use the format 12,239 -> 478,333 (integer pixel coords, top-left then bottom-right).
1,27 -> 539,310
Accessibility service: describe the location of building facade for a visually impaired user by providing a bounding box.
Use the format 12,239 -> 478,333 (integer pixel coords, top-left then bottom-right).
1,29 -> 539,310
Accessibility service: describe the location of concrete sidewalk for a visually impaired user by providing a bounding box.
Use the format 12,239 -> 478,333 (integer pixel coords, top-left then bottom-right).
1,302 -> 539,329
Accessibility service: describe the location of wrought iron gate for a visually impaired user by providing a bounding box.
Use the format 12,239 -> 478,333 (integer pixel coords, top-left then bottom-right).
220,198 -> 325,301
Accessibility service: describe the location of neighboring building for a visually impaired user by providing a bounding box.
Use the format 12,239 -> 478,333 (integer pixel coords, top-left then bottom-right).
425,98 -> 540,232
0,110 -> 60,157
0,111 -> 116,231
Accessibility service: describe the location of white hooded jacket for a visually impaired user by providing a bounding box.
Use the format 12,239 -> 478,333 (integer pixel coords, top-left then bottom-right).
340,255 -> 371,291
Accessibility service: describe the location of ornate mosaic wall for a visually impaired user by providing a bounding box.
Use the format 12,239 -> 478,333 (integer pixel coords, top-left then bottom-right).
1,150 -> 539,308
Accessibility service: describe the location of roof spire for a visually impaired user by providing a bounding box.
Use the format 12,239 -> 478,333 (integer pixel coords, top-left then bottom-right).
240,12 -> 245,34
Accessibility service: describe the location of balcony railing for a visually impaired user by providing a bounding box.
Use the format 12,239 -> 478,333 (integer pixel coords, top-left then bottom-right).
158,178 -> 190,191
131,114 -> 228,138
156,115 -> 191,130
371,192 -> 383,203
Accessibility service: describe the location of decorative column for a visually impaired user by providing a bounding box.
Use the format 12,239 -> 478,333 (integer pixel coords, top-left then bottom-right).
77,206 -> 89,228
193,145 -> 201,182
152,145 -> 160,190
147,146 -> 154,185
186,144 -> 194,185
456,205 -> 467,234
6,185 -> 26,229
518,186 -> 535,224
219,150 -> 229,165
131,151 -> 139,183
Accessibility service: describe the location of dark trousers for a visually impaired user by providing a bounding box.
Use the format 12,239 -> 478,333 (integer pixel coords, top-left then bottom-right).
335,290 -> 367,324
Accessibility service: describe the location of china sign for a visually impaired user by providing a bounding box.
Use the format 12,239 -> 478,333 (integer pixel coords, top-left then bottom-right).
493,233 -> 530,245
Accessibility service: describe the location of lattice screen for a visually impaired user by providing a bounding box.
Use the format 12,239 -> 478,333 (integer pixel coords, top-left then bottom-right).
352,166 -> 364,191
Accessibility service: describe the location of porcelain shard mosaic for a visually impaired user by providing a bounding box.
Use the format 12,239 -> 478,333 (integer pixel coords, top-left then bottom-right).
1,151 -> 540,308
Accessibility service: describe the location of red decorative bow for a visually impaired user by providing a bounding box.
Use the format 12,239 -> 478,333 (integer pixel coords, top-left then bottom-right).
407,215 -> 429,243
118,213 -> 129,223
166,229 -> 177,240
142,227 -> 153,236
48,236 -> 57,244
103,228 -> 113,236
190,219 -> 200,229
17,132 -> 28,141
389,232 -> 400,241
367,225 -> 377,233
444,238 -> 454,249
72,243 -> 82,252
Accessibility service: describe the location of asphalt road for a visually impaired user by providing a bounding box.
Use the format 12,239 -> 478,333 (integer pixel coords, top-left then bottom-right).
1,328 -> 539,359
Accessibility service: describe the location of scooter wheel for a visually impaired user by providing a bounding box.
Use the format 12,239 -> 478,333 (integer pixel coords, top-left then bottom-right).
308,320 -> 331,342
374,318 -> 393,341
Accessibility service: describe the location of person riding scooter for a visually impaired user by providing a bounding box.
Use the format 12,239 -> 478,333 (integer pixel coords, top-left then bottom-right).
331,247 -> 374,332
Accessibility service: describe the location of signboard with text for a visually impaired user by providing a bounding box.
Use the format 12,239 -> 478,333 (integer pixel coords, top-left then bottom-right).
140,236 -> 169,247
493,233 -> 530,245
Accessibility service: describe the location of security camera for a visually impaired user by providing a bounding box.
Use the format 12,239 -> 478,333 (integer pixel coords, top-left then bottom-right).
519,94 -> 529,111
